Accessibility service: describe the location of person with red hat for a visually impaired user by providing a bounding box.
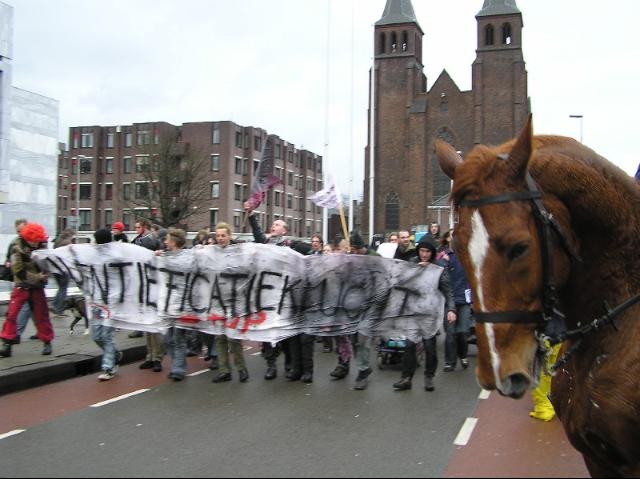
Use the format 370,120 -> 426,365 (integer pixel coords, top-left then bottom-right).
0,223 -> 54,357
111,222 -> 129,243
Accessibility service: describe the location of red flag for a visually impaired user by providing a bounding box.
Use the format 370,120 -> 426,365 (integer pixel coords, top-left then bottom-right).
246,138 -> 282,210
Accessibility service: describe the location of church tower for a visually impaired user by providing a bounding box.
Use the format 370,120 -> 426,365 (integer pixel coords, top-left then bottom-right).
363,0 -> 428,236
473,0 -> 529,144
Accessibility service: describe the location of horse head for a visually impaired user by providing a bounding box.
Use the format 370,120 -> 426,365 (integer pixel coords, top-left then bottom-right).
436,116 -> 575,399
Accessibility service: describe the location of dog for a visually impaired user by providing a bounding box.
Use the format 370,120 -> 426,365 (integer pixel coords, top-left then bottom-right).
63,297 -> 89,335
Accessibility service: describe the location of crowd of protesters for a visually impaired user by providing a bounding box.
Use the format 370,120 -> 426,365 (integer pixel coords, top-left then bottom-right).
0,215 -> 474,394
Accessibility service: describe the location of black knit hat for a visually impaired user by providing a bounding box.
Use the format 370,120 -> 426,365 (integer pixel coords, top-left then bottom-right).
350,232 -> 366,249
94,228 -> 112,245
416,236 -> 437,259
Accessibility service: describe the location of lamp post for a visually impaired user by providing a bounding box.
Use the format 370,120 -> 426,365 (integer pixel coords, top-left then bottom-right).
569,114 -> 583,143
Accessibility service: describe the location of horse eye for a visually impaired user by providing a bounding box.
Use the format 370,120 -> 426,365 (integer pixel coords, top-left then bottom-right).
507,243 -> 529,261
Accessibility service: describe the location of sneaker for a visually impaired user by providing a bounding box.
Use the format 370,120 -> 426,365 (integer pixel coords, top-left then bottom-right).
443,364 -> 456,373
330,364 -> 349,380
212,372 -> 232,383
0,343 -> 12,358
264,365 -> 277,380
83,329 -> 90,336
168,373 -> 185,382
98,368 -> 117,381
393,377 -> 412,390
354,368 -> 372,390
301,372 -> 313,383
42,343 -> 52,356
152,361 -> 163,372
460,358 -> 469,370
238,369 -> 249,383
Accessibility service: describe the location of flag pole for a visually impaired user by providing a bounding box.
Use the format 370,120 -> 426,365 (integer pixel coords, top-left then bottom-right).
339,202 -> 350,249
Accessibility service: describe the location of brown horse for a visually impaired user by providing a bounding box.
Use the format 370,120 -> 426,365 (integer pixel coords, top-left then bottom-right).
436,116 -> 640,477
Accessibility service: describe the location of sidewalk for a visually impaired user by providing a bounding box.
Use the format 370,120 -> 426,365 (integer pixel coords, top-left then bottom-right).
0,287 -> 147,396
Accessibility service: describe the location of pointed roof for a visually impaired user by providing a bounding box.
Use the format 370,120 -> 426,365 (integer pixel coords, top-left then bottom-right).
476,0 -> 521,17
376,0 -> 421,29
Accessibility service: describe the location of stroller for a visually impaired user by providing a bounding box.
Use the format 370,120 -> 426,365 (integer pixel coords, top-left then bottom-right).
376,337 -> 421,370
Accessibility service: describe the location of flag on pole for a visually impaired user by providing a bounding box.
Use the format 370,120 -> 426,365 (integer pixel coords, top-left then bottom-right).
310,177 -> 341,209
245,138 -> 282,210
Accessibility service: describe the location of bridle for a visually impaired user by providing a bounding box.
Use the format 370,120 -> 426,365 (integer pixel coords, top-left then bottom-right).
457,164 -> 581,346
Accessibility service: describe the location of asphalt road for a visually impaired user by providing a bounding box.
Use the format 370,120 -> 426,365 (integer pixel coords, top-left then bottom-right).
0,341 -> 483,478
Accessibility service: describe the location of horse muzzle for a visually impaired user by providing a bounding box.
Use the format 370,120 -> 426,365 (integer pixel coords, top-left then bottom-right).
497,372 -> 531,399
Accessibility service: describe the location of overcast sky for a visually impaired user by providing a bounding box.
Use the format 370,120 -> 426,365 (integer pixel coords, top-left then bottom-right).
7,0 -> 640,197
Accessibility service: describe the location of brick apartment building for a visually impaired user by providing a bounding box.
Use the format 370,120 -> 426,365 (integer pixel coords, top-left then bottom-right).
363,0 -> 530,236
56,121 -> 324,238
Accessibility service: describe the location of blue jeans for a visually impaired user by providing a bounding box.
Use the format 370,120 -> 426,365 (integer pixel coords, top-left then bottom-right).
91,320 -> 119,372
52,274 -> 69,314
17,303 -> 32,337
165,328 -> 187,376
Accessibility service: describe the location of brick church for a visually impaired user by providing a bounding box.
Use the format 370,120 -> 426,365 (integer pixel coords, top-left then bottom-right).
362,0 -> 530,236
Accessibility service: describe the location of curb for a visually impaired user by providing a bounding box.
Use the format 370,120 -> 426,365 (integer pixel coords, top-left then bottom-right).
0,344 -> 147,397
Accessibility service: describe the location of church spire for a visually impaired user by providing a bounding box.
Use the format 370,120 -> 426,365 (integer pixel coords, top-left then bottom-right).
376,0 -> 421,30
476,0 -> 520,17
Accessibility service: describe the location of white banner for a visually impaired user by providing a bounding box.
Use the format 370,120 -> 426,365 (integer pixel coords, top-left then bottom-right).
35,243 -> 445,343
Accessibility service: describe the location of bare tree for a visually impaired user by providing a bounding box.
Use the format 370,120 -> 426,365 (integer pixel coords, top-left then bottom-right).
123,128 -> 210,228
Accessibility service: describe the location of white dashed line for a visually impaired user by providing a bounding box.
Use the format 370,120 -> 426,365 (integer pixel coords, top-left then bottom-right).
251,352 -> 262,356
478,389 -> 491,400
187,369 -> 210,377
90,389 -> 150,408
454,418 -> 479,446
0,430 -> 25,440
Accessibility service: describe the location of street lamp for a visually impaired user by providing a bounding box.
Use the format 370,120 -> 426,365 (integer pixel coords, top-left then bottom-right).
569,114 -> 583,143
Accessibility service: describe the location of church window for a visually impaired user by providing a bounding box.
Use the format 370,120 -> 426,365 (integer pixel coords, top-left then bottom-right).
485,24 -> 494,46
402,31 -> 409,52
391,32 -> 397,53
385,193 -> 400,231
502,23 -> 512,45
379,32 -> 386,54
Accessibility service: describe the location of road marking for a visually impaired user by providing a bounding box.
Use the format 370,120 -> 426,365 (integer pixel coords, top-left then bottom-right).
187,369 -> 210,377
90,389 -> 150,408
454,418 -> 479,446
243,346 -> 253,351
478,389 -> 491,400
0,430 -> 25,440
251,352 -> 262,356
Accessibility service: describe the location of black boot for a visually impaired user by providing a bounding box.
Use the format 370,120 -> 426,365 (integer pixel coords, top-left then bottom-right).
264,363 -> 277,380
0,342 -> 12,358
238,369 -> 249,383
330,362 -> 349,380
42,342 -> 52,356
301,371 -> 313,383
424,376 -> 435,392
393,377 -> 412,391
212,372 -> 232,383
286,370 -> 302,382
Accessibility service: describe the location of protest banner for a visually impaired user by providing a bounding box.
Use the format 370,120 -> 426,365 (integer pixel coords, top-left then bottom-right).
35,243 -> 445,343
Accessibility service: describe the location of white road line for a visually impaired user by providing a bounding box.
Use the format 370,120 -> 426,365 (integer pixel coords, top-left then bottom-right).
0,430 -> 25,440
187,369 -> 210,377
478,389 -> 491,400
90,389 -> 150,408
250,352 -> 262,356
243,346 -> 253,351
453,418 -> 479,446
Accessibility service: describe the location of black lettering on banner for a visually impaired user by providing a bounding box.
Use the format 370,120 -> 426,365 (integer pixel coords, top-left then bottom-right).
144,264 -> 158,308
278,275 -> 302,315
75,263 -> 93,295
180,273 -> 191,312
256,271 -> 282,312
137,263 -> 145,304
244,274 -> 257,316
220,273 -> 249,318
317,279 -> 338,317
341,281 -> 367,320
159,267 -> 184,312
90,265 -> 110,304
109,262 -> 133,303
392,286 -> 421,317
188,272 -> 209,313
209,275 -> 227,317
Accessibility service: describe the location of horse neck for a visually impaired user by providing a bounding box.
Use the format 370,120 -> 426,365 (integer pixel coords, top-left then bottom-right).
530,145 -> 640,328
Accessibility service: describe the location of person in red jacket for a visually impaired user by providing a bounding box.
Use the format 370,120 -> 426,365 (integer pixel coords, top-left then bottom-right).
0,223 -> 54,357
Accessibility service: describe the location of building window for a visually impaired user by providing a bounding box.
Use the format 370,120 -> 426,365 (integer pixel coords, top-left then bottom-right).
391,31 -> 397,52
122,210 -> 131,230
81,132 -> 94,148
402,31 -> 408,52
135,183 -> 149,200
79,210 -> 92,231
502,23 -> 512,45
124,132 -> 133,148
287,194 -> 293,209
235,157 -> 243,175
274,191 -> 281,207
379,32 -> 386,54
123,157 -> 132,174
385,193 -> 400,231
254,135 -> 262,152
135,156 -> 150,173
104,210 -> 113,228
79,184 -> 92,200
122,183 -> 131,201
105,158 -> 114,174
235,131 -> 243,148
105,184 -> 113,200
243,158 -> 248,175
253,160 -> 260,175
485,24 -> 494,46
210,209 -> 219,229
211,182 -> 220,199
234,184 -> 243,201
288,172 -> 293,186
137,129 -> 150,146
62,197 -> 68,210
72,133 -> 79,149
79,157 -> 92,174
211,154 -> 220,172
212,124 -> 220,144
275,143 -> 281,159
106,133 -> 114,148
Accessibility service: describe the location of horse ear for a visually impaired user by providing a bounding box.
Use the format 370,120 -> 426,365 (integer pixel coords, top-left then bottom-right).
506,114 -> 533,178
435,140 -> 463,180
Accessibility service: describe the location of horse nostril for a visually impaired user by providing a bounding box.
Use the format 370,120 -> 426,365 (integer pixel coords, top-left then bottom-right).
503,373 -> 531,399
